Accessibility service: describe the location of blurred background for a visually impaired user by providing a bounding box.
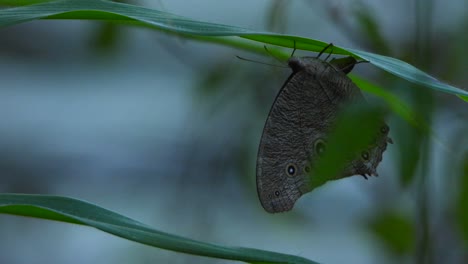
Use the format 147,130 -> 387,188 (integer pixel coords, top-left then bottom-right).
0,0 -> 467,263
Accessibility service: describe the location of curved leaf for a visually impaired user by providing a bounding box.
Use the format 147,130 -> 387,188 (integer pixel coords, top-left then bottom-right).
348,49 -> 468,102
0,0 -> 466,101
0,193 -> 318,264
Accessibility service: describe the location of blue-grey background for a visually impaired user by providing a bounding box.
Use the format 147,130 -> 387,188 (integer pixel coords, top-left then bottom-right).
1,0 -> 467,264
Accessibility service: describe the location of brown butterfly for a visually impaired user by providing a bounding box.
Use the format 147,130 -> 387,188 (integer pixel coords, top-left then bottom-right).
256,45 -> 392,213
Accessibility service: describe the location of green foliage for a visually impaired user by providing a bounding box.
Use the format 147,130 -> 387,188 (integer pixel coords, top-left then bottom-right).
0,0 -> 466,101
309,103 -> 386,189
0,194 -> 318,264
457,155 -> 468,245
368,211 -> 415,255
0,1 -> 467,263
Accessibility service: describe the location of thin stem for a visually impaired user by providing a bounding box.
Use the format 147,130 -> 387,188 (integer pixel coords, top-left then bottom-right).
414,0 -> 434,263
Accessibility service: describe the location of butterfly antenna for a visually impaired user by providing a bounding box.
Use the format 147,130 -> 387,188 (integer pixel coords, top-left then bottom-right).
290,40 -> 297,57
356,59 -> 370,64
263,45 -> 285,64
317,43 -> 334,58
343,59 -> 369,72
235,55 -> 287,68
324,46 -> 334,61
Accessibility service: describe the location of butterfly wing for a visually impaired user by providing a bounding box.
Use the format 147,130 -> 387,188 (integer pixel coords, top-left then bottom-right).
256,58 -> 348,213
256,70 -> 309,213
256,57 -> 372,213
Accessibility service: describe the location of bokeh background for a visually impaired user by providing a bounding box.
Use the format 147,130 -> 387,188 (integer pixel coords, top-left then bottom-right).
1,0 -> 467,263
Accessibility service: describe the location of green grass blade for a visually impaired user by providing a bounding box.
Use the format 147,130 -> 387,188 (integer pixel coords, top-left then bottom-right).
347,49 -> 468,102
0,0 -> 466,101
0,193 -> 318,264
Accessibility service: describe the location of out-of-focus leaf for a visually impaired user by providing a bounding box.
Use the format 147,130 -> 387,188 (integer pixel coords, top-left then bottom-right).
457,154 -> 468,245
309,103 -> 386,189
351,76 -> 432,187
351,75 -> 422,128
90,22 -> 121,53
265,0 -> 289,33
395,83 -> 432,186
196,61 -> 239,97
368,211 -> 416,255
393,119 -> 423,186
